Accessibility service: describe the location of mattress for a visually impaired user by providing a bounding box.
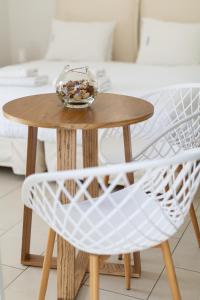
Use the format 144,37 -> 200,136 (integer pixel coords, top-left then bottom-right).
1,60 -> 200,173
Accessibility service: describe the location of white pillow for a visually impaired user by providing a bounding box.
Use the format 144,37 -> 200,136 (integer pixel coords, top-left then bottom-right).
137,18 -> 200,65
45,19 -> 115,62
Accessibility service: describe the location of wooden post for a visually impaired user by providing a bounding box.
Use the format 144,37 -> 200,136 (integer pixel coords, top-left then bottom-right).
190,204 -> 200,248
124,254 -> 131,290
160,242 -> 181,300
123,125 -> 141,276
39,229 -> 56,300
82,129 -> 99,197
57,128 -> 76,300
90,255 -> 99,300
21,126 -> 38,264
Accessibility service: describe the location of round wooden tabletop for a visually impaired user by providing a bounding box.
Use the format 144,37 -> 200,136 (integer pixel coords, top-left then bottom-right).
3,93 -> 154,130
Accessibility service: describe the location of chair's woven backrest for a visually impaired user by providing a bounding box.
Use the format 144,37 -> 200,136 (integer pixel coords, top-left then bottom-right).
22,143 -> 200,254
101,83 -> 200,140
99,84 -> 200,165
135,112 -> 200,161
138,83 -> 200,137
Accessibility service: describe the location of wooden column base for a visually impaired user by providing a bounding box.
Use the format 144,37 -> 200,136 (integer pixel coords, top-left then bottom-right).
99,261 -> 140,278
22,252 -> 88,297
21,253 -> 141,280
21,254 -> 57,269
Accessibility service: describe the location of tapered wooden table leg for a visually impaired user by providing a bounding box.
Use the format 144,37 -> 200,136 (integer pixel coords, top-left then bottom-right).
124,254 -> 131,290
190,203 -> 200,248
90,255 -> 99,300
123,125 -> 141,277
82,129 -> 99,196
21,126 -> 38,264
39,229 -> 56,300
161,241 -> 181,300
57,128 -> 76,300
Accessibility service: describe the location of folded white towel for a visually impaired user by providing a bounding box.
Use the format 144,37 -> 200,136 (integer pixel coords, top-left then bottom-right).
98,77 -> 112,92
0,75 -> 49,87
94,69 -> 107,79
89,68 -> 112,92
0,66 -> 38,78
89,68 -> 107,79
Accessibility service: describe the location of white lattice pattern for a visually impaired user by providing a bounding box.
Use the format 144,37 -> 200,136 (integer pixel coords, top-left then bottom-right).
22,132 -> 200,255
99,83 -> 200,165
134,112 -> 200,161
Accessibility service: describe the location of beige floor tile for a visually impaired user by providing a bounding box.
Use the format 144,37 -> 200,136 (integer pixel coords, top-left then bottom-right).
173,222 -> 200,272
0,215 -> 49,270
77,285 -> 139,300
4,267 -> 137,300
0,188 -> 23,231
4,239 -> 178,300
173,216 -> 190,239
4,267 -> 56,300
148,268 -> 200,300
0,230 -> 4,237
0,168 -> 23,198
85,239 -> 178,300
1,265 -> 23,288
0,223 -> 25,270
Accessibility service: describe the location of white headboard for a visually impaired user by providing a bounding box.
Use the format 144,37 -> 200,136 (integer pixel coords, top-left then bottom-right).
56,0 -> 140,62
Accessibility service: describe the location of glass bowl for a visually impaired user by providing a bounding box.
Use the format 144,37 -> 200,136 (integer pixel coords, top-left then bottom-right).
56,65 -> 98,108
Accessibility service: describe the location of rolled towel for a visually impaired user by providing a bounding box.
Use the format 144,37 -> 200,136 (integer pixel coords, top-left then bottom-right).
0,75 -> 49,87
0,66 -> 38,78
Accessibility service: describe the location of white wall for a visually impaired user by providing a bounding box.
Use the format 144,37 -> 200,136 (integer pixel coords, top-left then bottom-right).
8,0 -> 55,64
0,0 -> 11,66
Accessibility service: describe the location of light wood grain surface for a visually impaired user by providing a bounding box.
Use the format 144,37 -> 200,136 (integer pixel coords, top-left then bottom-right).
3,93 -> 154,129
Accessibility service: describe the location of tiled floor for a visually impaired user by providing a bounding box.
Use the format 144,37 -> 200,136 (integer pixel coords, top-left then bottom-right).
0,167 -> 200,299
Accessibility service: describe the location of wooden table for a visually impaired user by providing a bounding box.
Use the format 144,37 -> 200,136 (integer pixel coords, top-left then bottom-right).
3,93 -> 154,300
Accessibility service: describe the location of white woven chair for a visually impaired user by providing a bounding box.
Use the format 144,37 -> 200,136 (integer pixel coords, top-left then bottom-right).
100,84 -> 200,247
22,115 -> 200,300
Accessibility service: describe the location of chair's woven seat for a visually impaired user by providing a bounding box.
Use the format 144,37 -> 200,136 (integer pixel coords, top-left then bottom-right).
57,185 -> 180,255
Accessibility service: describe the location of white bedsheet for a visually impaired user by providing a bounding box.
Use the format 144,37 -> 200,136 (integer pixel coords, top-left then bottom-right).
1,60 -> 200,142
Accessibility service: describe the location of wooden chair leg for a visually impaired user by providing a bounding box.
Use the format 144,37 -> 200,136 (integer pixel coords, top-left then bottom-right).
104,175 -> 110,187
39,229 -> 56,300
90,254 -> 99,300
118,254 -> 123,260
189,203 -> 200,248
124,254 -> 131,290
160,241 -> 181,300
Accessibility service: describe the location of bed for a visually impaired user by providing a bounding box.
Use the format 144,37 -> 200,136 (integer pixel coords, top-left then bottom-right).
1,0 -> 200,174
